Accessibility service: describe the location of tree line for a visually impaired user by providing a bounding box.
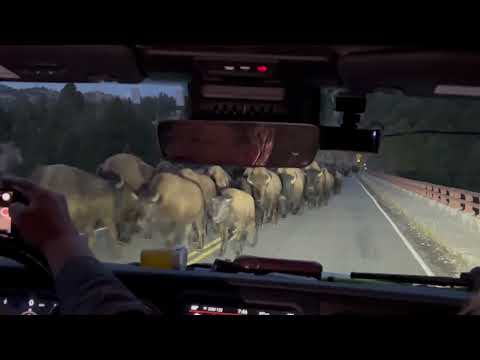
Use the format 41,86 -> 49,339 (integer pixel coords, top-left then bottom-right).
358,92 -> 480,192
0,83 -> 178,176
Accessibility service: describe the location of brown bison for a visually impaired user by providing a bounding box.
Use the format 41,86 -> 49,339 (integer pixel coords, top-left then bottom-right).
138,172 -> 206,250
208,188 -> 257,257
97,153 -> 156,195
276,167 -> 305,216
243,167 -> 282,225
206,165 -> 232,191
303,168 -> 327,208
31,164 -> 142,258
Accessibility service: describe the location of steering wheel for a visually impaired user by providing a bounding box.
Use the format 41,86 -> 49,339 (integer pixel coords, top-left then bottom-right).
0,235 -> 53,284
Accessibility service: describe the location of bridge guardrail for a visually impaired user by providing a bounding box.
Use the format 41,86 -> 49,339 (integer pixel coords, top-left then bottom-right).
369,171 -> 480,217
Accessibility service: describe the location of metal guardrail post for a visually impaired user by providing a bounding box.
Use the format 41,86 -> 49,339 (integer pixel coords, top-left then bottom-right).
368,171 -> 480,217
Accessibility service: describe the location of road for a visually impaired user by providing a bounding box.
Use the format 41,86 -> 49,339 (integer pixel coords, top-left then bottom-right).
190,176 -> 432,276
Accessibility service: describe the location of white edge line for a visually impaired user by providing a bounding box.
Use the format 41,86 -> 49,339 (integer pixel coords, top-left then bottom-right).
356,177 -> 434,276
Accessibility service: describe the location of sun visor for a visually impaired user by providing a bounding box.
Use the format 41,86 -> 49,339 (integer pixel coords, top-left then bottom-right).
339,51 -> 480,97
0,45 -> 144,83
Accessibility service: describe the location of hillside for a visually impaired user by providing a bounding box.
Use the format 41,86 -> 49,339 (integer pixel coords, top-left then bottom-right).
0,83 -> 119,105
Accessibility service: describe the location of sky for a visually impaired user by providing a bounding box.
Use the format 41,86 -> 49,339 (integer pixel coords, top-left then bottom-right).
0,80 -> 186,105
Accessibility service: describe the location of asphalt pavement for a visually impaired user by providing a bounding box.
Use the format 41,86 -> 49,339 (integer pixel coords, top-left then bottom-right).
196,176 -> 430,275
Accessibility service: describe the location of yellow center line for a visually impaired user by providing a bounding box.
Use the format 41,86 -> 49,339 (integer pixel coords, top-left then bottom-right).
187,242 -> 222,265
188,238 -> 221,257
189,238 -> 222,256
188,239 -> 222,265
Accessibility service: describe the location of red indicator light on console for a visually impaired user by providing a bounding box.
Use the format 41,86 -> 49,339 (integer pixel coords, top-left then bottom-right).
257,65 -> 268,73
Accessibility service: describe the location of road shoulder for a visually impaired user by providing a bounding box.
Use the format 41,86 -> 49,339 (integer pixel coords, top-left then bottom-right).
359,174 -> 466,277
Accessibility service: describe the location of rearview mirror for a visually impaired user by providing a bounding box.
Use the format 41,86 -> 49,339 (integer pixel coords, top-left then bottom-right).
157,120 -> 318,168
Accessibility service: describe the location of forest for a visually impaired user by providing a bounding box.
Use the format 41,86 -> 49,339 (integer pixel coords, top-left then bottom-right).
0,83 -> 178,176
359,92 -> 480,192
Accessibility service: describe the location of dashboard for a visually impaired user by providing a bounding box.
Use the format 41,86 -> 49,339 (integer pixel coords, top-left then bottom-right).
0,290 -> 58,315
112,264 -> 471,316
0,260 -> 472,315
186,304 -> 296,316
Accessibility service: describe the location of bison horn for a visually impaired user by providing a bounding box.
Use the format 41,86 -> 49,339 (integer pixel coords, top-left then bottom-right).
291,172 -> 297,184
131,192 -> 139,200
151,192 -> 161,203
247,175 -> 254,186
115,178 -> 124,189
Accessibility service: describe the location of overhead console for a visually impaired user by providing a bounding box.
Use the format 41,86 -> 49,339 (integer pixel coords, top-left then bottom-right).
139,46 -> 341,125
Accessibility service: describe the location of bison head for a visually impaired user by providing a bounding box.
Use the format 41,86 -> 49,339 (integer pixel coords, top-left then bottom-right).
278,172 -> 296,197
208,195 -> 233,224
97,164 -> 124,189
137,174 -> 162,204
304,169 -> 323,195
245,168 -> 271,207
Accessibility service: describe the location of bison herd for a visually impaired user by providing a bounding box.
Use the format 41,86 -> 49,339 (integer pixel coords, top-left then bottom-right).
29,154 -> 350,259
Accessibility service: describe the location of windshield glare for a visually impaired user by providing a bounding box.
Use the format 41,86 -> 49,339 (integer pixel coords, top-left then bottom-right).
0,81 -> 478,278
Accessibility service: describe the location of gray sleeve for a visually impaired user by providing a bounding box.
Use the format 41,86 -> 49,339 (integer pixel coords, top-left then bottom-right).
54,256 -> 151,315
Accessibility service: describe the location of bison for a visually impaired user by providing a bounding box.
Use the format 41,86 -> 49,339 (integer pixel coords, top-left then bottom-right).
178,168 -> 217,205
304,160 -> 322,172
206,165 -> 232,191
303,168 -> 327,208
333,170 -> 343,194
226,166 -> 252,195
96,153 -> 159,243
179,168 -> 217,241
156,159 -> 180,173
208,188 -> 257,257
30,164 -> 140,258
97,153 -> 155,195
243,167 -> 282,225
323,168 -> 335,204
138,172 -> 206,250
276,167 -> 305,216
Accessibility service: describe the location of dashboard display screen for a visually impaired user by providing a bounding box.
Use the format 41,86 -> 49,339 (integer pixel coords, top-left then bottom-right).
0,293 -> 58,315
187,304 -> 296,316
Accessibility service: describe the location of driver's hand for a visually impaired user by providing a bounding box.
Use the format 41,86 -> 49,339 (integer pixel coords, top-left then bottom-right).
0,176 -> 92,275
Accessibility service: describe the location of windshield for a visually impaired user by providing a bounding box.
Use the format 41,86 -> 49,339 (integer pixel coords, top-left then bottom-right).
0,81 -> 478,278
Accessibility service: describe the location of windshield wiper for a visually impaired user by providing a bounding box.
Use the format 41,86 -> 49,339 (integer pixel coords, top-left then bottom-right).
192,256 -> 480,291
351,271 -> 477,289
